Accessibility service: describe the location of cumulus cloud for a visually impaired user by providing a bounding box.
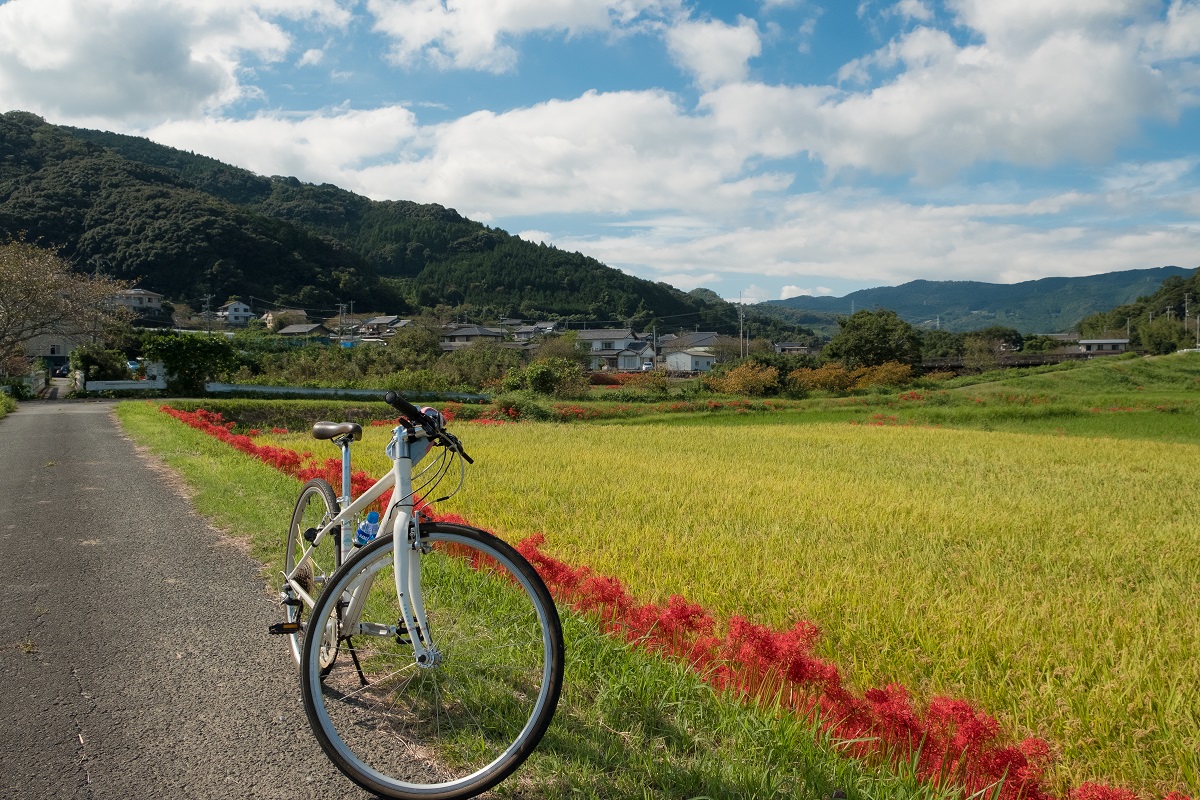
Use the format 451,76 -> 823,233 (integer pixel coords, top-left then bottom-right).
894,0 -> 934,22
708,16 -> 1176,182
781,285 -> 834,298
298,47 -> 325,66
143,106 -> 421,183
365,0 -> 677,72
665,16 -> 762,88
547,185 -> 1200,296
0,0 -> 350,125
347,90 -> 791,217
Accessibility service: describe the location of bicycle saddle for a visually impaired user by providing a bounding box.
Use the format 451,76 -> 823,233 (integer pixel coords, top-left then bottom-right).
311,421 -> 363,441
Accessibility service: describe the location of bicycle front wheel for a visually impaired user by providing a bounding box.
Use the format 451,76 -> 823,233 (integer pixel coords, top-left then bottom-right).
300,522 -> 564,800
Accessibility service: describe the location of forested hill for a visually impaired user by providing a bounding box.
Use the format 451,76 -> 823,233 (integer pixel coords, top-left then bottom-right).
757,268 -> 1193,334
0,110 -> 754,333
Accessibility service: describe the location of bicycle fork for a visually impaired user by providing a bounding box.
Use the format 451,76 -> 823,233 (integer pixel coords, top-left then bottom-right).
336,509 -> 437,683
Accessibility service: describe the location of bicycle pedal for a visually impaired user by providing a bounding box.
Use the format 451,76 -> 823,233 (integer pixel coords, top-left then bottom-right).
268,621 -> 302,635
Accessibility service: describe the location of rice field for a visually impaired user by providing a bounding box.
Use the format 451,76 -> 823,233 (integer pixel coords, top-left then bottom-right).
301,416 -> 1200,797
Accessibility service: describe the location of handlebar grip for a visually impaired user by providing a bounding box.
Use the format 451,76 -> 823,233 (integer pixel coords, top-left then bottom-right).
383,391 -> 433,430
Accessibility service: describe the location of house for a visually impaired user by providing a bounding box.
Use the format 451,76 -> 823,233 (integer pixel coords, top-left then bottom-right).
612,341 -> 656,371
661,331 -> 719,353
577,328 -> 644,370
441,324 -> 504,351
514,321 -> 562,341
23,332 -> 81,371
217,300 -> 254,326
261,309 -> 307,329
1079,338 -> 1129,355
277,323 -> 331,339
112,289 -> 164,312
360,316 -> 409,337
774,342 -> 813,355
665,349 -> 716,373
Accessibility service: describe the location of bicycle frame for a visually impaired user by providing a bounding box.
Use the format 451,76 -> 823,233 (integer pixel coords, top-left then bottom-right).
284,424 -> 438,665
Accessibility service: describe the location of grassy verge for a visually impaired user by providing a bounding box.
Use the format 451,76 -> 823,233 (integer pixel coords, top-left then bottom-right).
115,399 -> 953,800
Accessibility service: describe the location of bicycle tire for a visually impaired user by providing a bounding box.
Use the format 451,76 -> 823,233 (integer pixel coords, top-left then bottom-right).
284,478 -> 342,671
300,522 -> 564,800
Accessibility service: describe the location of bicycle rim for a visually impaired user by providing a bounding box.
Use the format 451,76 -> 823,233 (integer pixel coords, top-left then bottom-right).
300,523 -> 564,800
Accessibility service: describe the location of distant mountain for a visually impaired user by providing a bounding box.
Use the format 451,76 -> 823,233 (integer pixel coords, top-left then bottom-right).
756,268 -> 1194,334
0,110 -> 782,337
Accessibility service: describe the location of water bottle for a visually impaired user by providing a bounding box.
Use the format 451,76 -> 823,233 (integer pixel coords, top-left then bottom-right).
354,511 -> 381,548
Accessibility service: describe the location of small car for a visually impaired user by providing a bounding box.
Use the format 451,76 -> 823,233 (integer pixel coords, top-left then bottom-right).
53,365 -> 70,378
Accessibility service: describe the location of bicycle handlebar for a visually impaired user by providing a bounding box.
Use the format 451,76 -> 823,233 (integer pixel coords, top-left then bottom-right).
383,391 -> 473,464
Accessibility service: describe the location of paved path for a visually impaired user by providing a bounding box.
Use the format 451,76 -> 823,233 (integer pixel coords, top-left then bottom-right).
0,399 -> 370,799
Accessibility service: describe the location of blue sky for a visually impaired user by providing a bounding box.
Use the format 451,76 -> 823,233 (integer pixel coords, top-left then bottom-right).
1,0 -> 1198,303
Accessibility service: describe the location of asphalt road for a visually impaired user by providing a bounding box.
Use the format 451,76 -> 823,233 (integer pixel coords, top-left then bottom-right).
0,398 -> 373,799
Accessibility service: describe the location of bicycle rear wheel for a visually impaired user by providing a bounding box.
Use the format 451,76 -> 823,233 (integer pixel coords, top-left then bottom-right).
284,478 -> 341,670
300,522 -> 564,800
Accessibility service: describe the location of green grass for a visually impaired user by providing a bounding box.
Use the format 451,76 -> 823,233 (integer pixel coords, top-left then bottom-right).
115,399 -> 952,800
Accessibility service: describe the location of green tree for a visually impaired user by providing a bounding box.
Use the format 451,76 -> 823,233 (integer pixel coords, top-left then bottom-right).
501,358 -> 589,398
0,239 -> 129,374
70,343 -> 131,381
142,331 -> 237,394
1140,314 -> 1187,355
823,309 -> 921,368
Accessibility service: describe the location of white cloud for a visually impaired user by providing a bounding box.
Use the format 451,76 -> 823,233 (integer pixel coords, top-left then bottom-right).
143,106 -> 421,181
0,0 -> 351,125
654,272 -> 721,291
1144,0 -> 1200,60
350,90 -> 791,216
781,285 -> 834,298
535,182 -> 1200,298
707,19 -> 1175,182
665,16 -> 762,88
517,229 -> 554,244
365,0 -> 678,72
894,0 -> 934,22
298,47 -> 325,66
946,0 -> 1161,49
1102,157 -> 1200,193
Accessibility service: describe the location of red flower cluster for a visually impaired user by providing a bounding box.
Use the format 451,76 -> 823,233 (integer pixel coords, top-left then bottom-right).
160,406 -> 305,476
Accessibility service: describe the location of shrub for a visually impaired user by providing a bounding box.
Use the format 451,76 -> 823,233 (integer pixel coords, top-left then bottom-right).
502,358 -> 590,398
491,391 -> 552,421
702,363 -> 780,396
618,370 -> 671,395
854,361 -> 915,389
789,363 -> 857,393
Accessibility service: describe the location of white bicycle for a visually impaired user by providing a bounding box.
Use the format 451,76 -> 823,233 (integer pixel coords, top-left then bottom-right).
272,391 -> 564,799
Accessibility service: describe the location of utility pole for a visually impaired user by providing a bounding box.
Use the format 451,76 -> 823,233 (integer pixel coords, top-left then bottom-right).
738,305 -> 745,359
